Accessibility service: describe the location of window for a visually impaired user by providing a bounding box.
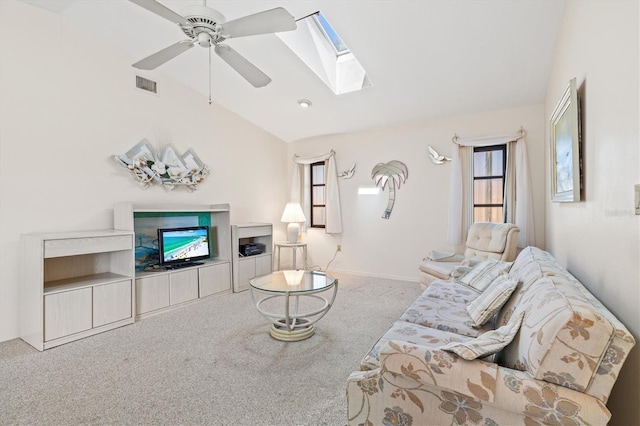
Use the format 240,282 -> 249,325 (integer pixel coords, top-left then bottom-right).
315,12 -> 349,55
310,161 -> 326,227
473,145 -> 506,223
277,11 -> 372,95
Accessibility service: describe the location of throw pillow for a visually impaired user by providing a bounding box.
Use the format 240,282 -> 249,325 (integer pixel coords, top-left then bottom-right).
466,274 -> 518,326
458,258 -> 512,292
440,311 -> 525,360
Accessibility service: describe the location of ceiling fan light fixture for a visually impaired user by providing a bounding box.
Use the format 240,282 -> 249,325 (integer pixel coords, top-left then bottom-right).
297,99 -> 312,108
197,32 -> 211,47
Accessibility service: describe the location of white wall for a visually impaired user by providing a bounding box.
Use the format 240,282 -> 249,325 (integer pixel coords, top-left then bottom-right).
544,1 -> 639,424
0,1 -> 289,342
289,104 -> 546,279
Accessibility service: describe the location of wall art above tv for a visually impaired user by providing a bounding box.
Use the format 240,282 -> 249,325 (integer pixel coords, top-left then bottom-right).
114,139 -> 209,192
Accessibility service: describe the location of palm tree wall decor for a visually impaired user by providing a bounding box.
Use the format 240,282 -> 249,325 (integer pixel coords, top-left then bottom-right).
371,160 -> 408,219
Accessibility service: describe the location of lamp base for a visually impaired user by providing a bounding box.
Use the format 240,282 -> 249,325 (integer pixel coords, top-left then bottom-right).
287,223 -> 300,243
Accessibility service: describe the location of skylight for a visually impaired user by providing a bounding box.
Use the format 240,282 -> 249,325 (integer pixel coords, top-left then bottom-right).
277,11 -> 372,95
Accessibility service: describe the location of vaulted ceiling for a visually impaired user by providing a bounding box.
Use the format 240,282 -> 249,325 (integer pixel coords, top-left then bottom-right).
20,0 -> 565,142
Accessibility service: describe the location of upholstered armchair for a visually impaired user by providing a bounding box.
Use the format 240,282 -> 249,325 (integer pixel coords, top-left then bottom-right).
419,222 -> 520,287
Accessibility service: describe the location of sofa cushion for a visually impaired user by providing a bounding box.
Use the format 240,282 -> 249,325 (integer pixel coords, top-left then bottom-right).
500,276 -> 615,394
423,280 -> 481,304
497,246 -> 636,402
497,247 -> 568,329
360,321 -> 472,370
441,311 -> 525,360
400,294 -> 493,337
458,258 -> 512,291
466,275 -> 518,326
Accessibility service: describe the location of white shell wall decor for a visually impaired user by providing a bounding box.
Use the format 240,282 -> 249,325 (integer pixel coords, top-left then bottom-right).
371,160 -> 408,219
114,139 -> 210,192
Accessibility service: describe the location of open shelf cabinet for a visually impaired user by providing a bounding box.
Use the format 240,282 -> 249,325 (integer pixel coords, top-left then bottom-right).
232,223 -> 273,292
21,230 -> 135,351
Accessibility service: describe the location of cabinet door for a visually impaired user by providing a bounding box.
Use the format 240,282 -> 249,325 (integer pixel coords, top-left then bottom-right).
170,269 -> 199,305
93,280 -> 132,327
199,263 -> 231,297
44,288 -> 92,341
255,255 -> 272,277
136,274 -> 170,315
236,258 -> 256,292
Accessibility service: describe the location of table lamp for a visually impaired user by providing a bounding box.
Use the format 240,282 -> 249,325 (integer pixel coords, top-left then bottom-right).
281,202 -> 306,243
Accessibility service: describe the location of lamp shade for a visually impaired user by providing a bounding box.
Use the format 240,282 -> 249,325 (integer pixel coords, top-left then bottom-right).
280,202 -> 306,223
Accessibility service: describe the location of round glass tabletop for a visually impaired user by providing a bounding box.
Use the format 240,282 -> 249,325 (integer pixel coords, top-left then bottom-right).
250,270 -> 336,294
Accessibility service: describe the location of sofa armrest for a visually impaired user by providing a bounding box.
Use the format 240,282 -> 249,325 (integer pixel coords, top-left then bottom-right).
347,341 -> 611,426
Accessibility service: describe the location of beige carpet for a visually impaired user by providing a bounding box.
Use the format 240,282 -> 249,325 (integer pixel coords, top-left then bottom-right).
0,272 -> 422,425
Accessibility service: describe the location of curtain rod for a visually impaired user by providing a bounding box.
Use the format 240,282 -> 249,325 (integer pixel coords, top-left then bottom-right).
451,127 -> 526,143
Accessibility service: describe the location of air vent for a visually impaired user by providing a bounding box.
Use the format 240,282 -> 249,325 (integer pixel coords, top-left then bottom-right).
136,75 -> 157,94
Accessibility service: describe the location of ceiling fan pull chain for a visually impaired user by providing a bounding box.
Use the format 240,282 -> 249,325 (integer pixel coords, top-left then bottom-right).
208,44 -> 212,105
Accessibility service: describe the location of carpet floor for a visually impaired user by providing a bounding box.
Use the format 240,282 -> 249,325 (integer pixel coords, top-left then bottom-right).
0,272 -> 422,425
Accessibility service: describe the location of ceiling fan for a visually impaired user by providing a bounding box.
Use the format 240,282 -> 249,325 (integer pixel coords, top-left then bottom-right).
129,0 -> 297,88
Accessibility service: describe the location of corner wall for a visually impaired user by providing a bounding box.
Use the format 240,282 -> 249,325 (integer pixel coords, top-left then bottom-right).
0,1 -> 289,342
289,104 -> 546,279
544,1 -> 639,424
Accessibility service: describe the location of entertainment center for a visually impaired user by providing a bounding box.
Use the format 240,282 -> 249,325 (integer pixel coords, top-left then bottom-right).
20,203 -> 275,351
114,202 -> 233,319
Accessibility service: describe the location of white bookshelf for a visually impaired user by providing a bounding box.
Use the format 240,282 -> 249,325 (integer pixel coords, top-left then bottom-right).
232,223 -> 273,292
21,230 -> 135,351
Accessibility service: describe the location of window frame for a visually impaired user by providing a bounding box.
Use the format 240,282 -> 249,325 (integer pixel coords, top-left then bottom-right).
309,161 -> 326,228
472,144 -> 507,223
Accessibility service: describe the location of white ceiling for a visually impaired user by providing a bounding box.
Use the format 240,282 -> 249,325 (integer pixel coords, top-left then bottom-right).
20,0 -> 565,142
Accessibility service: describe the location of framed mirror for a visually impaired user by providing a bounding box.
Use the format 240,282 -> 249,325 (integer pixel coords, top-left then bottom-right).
550,78 -> 582,202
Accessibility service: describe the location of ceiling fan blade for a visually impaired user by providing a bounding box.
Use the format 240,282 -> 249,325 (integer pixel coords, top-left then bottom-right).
220,7 -> 296,38
129,0 -> 191,26
214,44 -> 271,88
133,40 -> 194,70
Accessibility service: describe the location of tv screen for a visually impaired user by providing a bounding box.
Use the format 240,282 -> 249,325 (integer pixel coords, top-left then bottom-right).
158,226 -> 210,267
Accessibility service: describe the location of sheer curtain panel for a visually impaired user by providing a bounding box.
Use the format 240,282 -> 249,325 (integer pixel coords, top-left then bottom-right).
289,151 -> 343,234
447,133 -> 534,248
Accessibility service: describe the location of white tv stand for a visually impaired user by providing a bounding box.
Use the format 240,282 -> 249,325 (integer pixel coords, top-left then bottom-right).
114,202 -> 232,319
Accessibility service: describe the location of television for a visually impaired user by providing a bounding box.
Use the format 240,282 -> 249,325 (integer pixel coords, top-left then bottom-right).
157,226 -> 210,268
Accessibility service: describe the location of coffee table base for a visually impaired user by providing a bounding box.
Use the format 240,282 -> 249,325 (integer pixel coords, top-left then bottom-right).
270,319 -> 314,341
250,271 -> 338,342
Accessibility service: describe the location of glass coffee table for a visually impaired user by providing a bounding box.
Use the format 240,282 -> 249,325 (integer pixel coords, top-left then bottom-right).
249,270 -> 338,341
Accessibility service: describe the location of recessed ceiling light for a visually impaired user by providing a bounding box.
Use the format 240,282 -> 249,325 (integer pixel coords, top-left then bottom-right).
297,99 -> 312,108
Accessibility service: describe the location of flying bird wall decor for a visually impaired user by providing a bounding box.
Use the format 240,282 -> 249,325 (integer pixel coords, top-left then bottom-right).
428,145 -> 452,165
339,163 -> 356,179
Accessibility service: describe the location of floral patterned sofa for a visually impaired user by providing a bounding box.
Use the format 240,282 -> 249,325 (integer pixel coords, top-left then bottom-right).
346,246 -> 635,425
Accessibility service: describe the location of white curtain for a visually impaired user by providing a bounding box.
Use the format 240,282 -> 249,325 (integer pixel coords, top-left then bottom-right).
289,150 -> 343,234
447,133 -> 535,248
